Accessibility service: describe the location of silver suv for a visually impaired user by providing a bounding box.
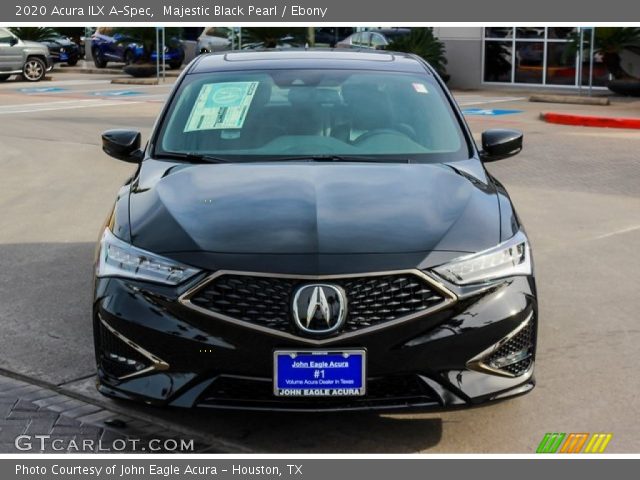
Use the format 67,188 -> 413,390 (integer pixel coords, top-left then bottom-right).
0,28 -> 53,82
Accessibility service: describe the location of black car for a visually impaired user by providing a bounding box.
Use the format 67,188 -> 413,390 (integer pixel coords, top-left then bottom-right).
94,50 -> 536,411
40,34 -> 80,66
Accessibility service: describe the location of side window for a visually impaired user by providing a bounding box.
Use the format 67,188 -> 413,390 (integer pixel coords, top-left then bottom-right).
370,34 -> 386,48
351,33 -> 362,46
361,33 -> 373,47
0,28 -> 14,45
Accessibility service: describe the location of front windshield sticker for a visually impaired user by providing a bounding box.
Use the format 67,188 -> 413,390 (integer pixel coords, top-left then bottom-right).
412,82 -> 429,94
184,81 -> 259,132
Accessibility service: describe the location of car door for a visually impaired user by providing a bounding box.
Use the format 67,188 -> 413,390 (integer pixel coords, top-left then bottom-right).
110,33 -> 131,62
0,28 -> 23,72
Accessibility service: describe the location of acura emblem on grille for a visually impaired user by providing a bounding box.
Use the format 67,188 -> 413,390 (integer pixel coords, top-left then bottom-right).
292,284 -> 347,335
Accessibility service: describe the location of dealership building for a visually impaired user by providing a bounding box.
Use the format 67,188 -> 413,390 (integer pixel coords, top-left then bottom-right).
433,27 -> 639,90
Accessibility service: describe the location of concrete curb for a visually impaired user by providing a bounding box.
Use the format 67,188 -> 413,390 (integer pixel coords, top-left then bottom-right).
530,94 -> 610,106
111,78 -> 160,85
540,112 -> 640,129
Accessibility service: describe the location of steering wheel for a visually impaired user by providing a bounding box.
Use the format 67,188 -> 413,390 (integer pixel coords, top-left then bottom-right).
351,128 -> 413,145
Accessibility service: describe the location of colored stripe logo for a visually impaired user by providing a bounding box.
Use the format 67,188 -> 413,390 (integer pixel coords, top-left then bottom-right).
536,433 -> 612,453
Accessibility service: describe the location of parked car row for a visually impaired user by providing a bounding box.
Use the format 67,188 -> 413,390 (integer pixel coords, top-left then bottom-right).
1,27 -> 414,82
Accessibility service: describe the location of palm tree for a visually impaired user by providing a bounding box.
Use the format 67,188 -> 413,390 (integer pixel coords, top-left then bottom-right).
241,28 -> 307,48
570,27 -> 640,80
9,27 -> 58,42
387,28 -> 449,81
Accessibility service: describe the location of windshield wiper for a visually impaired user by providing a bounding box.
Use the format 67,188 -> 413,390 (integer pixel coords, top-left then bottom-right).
265,155 -> 411,163
154,152 -> 229,164
154,153 -> 412,164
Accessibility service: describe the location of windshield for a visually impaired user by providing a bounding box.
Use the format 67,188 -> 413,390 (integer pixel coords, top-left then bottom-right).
155,69 -> 469,162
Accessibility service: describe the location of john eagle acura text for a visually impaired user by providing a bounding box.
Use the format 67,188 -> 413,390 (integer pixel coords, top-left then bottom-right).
93,50 -> 537,410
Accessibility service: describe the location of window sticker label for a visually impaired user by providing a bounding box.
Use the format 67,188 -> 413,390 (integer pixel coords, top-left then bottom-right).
184,81 -> 259,132
412,82 -> 429,94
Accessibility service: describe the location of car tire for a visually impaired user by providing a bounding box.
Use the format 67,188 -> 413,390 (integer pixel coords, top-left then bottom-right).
22,57 -> 47,82
169,58 -> 184,69
93,49 -> 107,68
66,58 -> 78,67
124,50 -> 135,65
0,74 -> 10,82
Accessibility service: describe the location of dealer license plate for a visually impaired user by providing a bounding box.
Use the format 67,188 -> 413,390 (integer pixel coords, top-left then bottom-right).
273,350 -> 366,397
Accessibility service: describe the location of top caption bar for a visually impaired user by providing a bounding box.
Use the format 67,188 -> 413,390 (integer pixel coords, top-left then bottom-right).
3,0 -> 640,23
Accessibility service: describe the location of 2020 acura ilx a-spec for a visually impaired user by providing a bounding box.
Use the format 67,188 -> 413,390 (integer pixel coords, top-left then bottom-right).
93,50 -> 537,411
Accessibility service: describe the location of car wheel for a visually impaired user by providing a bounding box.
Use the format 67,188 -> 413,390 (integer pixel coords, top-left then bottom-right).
66,58 -> 78,67
0,74 -> 10,82
22,57 -> 46,82
124,50 -> 135,65
93,50 -> 107,68
169,60 -> 183,70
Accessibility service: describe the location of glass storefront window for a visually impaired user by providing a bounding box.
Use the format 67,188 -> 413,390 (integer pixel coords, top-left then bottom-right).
485,27 -> 513,39
484,41 -> 513,82
514,42 -> 544,84
548,27 -> 577,40
581,53 -> 610,87
516,27 -> 545,39
546,42 -> 576,85
483,27 -> 608,88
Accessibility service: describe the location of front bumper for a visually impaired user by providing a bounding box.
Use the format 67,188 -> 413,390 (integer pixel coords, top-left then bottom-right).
50,49 -> 79,63
93,272 -> 537,411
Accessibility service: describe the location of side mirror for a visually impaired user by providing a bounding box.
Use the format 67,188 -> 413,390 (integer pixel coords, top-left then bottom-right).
102,129 -> 144,163
9,36 -> 18,46
480,129 -> 523,162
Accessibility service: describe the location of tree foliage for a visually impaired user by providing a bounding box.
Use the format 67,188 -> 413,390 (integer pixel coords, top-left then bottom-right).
569,27 -> 640,80
241,28 -> 307,48
387,28 -> 449,81
9,27 -> 58,41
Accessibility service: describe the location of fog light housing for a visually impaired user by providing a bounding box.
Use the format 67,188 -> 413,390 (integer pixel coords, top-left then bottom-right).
467,314 -> 536,377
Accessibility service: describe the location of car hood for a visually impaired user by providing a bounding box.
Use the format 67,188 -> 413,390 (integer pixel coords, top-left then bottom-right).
22,40 -> 48,49
129,160 -> 500,256
46,37 -> 74,46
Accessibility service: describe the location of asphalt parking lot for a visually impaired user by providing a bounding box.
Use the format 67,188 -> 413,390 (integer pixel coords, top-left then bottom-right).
0,70 -> 639,453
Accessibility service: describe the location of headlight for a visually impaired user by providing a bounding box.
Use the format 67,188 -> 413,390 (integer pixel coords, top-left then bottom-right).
97,229 -> 201,285
432,230 -> 531,285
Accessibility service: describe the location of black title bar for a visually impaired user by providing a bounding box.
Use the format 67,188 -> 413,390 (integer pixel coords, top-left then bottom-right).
4,0 -> 640,23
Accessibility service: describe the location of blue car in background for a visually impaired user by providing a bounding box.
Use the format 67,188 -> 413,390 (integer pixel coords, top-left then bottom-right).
91,27 -> 184,69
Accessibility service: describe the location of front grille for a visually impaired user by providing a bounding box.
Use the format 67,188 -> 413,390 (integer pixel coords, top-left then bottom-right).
487,319 -> 536,376
97,322 -> 150,379
199,374 -> 437,409
187,272 -> 449,335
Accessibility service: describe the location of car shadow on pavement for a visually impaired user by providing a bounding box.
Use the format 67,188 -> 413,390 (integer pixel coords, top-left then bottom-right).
111,401 -> 445,453
0,242 -> 97,385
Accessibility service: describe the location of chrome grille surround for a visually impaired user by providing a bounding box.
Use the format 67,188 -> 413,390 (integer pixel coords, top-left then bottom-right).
179,270 -> 457,345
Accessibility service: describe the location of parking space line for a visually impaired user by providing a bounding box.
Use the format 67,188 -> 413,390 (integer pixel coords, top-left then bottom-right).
0,100 -> 142,115
593,224 -> 640,240
455,96 -> 526,106
20,83 -> 174,96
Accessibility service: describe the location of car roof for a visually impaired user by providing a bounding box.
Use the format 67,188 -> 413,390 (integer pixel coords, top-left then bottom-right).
369,28 -> 412,35
189,49 -> 430,75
